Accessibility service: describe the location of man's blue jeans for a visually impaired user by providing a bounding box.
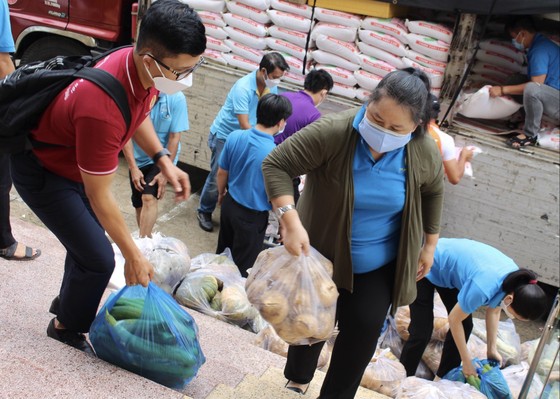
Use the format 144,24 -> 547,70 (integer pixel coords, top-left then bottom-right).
198,132 -> 225,215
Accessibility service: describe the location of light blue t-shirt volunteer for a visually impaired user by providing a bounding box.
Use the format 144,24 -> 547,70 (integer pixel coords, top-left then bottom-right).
427,238 -> 519,314
210,70 -> 277,141
350,105 -> 407,274
218,127 -> 275,211
133,92 -> 188,168
527,33 -> 560,90
1,1 -> 15,53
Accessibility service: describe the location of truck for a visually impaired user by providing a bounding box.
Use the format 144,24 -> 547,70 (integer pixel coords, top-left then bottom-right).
8,0 -> 559,293
8,0 -> 145,64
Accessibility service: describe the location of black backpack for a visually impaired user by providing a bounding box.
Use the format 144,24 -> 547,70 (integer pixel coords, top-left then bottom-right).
0,47 -> 131,153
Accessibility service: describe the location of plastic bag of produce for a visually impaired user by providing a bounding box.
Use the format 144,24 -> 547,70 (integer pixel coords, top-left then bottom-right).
472,318 -> 521,365
379,315 -> 405,358
398,377 -> 487,398
90,282 -> 205,389
444,359 -> 513,399
174,251 -> 260,331
502,362 -> 544,398
245,245 -> 337,345
109,233 -> 191,294
422,340 -> 443,374
361,348 -> 406,397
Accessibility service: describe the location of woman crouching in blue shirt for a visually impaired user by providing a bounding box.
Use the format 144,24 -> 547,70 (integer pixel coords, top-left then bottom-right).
400,238 -> 548,379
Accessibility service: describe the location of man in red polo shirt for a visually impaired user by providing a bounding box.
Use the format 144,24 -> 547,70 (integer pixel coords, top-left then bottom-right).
9,0 -> 206,355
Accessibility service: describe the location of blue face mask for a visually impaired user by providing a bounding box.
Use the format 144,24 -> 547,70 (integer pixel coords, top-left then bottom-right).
511,32 -> 525,51
358,116 -> 412,153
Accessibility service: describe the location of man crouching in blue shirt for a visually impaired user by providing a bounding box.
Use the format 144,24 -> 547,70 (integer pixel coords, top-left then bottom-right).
216,94 -> 292,277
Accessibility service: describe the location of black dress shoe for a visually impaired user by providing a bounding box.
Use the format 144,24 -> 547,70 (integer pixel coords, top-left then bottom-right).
49,295 -> 60,315
47,318 -> 96,356
197,211 -> 213,232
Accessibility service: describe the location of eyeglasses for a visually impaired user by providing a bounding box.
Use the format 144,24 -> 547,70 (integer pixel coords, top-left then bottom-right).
144,54 -> 205,80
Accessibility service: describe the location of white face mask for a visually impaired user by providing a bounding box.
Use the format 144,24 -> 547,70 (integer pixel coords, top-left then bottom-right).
358,115 -> 412,153
146,63 -> 193,94
500,298 -> 516,319
264,71 -> 281,89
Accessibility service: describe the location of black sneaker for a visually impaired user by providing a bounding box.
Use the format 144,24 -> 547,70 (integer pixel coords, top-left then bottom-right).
197,211 -> 213,232
47,318 -> 96,356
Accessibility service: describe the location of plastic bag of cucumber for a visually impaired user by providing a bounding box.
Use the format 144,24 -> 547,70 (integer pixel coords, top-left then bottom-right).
90,282 -> 205,389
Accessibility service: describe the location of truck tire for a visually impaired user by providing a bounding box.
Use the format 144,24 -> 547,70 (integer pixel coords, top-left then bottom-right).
20,36 -> 90,65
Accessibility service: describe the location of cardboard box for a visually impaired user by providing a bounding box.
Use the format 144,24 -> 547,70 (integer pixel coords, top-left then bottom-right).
307,0 -> 408,18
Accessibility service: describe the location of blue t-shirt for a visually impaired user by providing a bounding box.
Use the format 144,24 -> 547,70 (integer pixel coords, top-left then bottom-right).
427,238 -> 519,314
133,92 -> 188,168
0,1 -> 15,53
350,106 -> 407,274
274,91 -> 321,145
210,70 -> 277,141
218,127 -> 276,211
527,33 -> 560,90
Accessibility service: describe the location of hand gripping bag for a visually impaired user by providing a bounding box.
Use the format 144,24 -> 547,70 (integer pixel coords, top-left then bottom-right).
245,245 -> 338,345
90,282 -> 205,389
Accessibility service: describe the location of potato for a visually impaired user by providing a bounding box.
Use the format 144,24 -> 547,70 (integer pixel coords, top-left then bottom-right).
259,290 -> 289,325
292,290 -> 312,309
315,309 -> 336,340
316,280 -> 338,307
293,313 -> 319,338
246,279 -> 268,304
275,320 -> 303,344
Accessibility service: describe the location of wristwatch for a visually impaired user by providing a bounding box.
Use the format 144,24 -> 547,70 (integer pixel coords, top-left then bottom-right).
275,204 -> 296,220
152,148 -> 171,164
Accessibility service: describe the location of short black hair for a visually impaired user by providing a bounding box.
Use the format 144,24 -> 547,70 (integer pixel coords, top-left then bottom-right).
428,93 -> 440,121
257,94 -> 292,128
136,0 -> 206,59
369,68 -> 431,136
260,52 -> 290,75
505,16 -> 537,35
304,69 -> 334,93
503,268 -> 548,320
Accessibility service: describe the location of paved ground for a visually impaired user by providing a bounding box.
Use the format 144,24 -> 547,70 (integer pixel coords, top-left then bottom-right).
6,156 -> 547,345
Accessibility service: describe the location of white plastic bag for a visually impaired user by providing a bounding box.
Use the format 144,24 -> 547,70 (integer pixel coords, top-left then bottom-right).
457,86 -> 522,119
222,13 -> 268,37
361,17 -> 407,40
406,49 -> 447,72
204,49 -> 228,65
405,20 -> 453,43
206,36 -> 231,53
180,0 -> 225,13
502,362 -> 545,398
197,11 -> 226,27
235,0 -> 270,10
224,26 -> 268,50
358,41 -> 407,69
354,69 -> 383,91
267,9 -> 312,33
226,1 -> 271,24
359,54 -> 397,77
314,7 -> 361,28
475,50 -> 524,73
312,49 -> 360,71
472,317 -> 521,365
316,64 -> 358,87
479,39 -> 525,64
222,52 -> 260,71
311,22 -> 357,43
361,348 -> 407,397
268,25 -> 310,48
266,37 -> 308,60
315,34 -> 361,64
330,82 -> 357,99
538,127 -> 560,151
204,24 -> 228,40
225,39 -> 264,64
405,33 -> 450,62
359,29 -> 408,57
270,0 -> 313,19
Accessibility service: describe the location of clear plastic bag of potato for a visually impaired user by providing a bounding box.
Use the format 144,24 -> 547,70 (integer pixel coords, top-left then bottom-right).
361,348 -> 407,397
245,245 -> 338,345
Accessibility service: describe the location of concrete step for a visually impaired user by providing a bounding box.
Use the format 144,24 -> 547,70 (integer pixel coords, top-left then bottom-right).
258,366 -> 390,399
204,384 -> 236,399
232,373 -> 301,399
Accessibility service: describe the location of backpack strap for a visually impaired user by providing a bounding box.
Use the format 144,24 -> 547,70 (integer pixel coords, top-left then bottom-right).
74,67 -> 131,131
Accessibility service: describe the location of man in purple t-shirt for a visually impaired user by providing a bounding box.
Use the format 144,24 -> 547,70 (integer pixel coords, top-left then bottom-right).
275,69 -> 333,203
275,69 -> 333,145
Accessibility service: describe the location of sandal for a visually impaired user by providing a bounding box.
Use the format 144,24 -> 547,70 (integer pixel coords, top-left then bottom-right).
506,134 -> 538,149
285,380 -> 309,395
0,242 -> 41,261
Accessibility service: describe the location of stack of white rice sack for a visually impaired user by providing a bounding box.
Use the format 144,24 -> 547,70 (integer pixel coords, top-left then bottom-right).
310,8 -> 362,99
182,0 -> 453,101
267,0 -> 316,85
469,39 -> 526,87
